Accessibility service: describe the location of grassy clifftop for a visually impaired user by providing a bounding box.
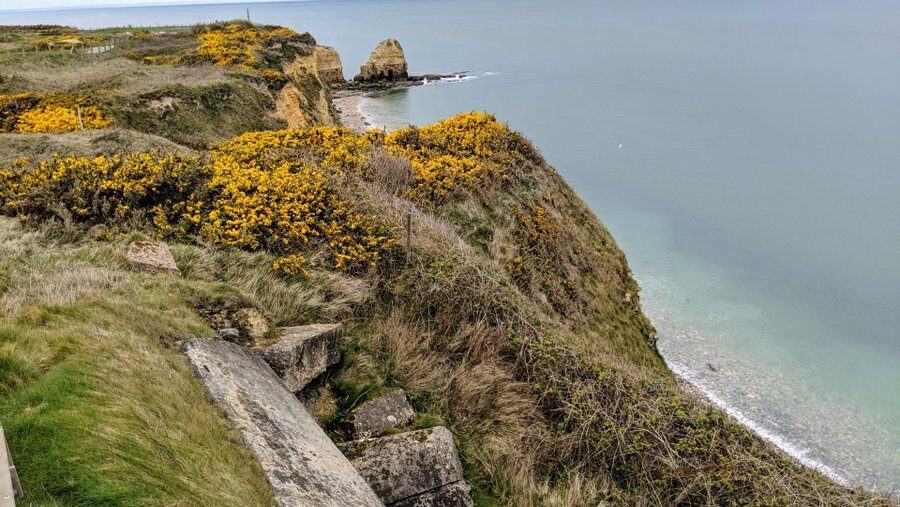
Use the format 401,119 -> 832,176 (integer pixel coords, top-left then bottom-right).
0,22 -> 888,506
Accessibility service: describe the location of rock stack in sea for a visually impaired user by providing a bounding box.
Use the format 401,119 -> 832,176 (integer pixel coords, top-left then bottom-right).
355,39 -> 408,82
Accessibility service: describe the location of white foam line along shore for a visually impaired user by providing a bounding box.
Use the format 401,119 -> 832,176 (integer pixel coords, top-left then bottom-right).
666,359 -> 849,485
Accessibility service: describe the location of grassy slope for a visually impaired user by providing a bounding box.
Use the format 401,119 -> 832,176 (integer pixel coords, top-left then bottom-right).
322,148 -> 885,505
0,218 -> 373,505
0,29 -> 286,149
0,220 -> 273,505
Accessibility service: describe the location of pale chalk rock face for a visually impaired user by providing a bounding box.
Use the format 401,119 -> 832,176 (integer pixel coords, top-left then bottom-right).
315,45 -> 345,85
126,241 -> 180,276
349,389 -> 416,439
355,39 -> 409,82
254,324 -> 342,393
182,339 -> 383,507
277,51 -> 339,129
338,427 -> 473,506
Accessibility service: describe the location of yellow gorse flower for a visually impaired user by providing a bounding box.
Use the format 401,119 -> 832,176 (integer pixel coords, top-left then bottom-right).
193,22 -> 302,74
0,93 -> 113,133
0,113 -> 529,274
204,127 -> 394,273
383,111 -> 522,203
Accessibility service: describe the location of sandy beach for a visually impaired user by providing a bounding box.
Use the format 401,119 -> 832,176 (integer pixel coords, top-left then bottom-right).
332,91 -> 372,134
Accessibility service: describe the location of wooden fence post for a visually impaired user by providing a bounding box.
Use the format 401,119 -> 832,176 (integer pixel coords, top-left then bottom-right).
76,105 -> 84,130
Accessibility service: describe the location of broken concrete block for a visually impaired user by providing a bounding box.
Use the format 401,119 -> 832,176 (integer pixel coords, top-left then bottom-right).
182,339 -> 382,506
126,241 -> 180,276
350,389 -> 416,439
392,481 -> 474,507
338,427 -> 469,505
255,324 -> 342,392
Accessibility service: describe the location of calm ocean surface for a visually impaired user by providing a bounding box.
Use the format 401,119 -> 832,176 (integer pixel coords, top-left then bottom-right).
3,0 -> 898,490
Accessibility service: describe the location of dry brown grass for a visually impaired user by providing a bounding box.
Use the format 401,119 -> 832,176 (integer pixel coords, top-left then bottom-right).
1,50 -> 231,95
0,127 -> 194,164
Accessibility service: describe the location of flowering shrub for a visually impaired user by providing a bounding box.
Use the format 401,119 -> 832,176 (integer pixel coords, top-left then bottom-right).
0,113 -> 529,272
0,152 -> 203,225
192,22 -> 306,73
0,126 -> 395,275
508,204 -> 579,312
32,34 -> 97,51
0,93 -> 113,133
213,127 -> 374,175
201,131 -> 394,273
383,112 -> 520,203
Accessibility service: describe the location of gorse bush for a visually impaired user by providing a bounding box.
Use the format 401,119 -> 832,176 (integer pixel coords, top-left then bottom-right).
0,93 -> 113,133
0,152 -> 201,223
200,129 -> 395,274
212,127 -> 377,176
194,22 -> 300,72
0,114 -> 530,273
0,124 -> 416,275
384,111 -> 525,203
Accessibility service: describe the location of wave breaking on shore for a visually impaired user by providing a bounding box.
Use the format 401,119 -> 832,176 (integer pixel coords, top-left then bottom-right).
667,358 -> 849,486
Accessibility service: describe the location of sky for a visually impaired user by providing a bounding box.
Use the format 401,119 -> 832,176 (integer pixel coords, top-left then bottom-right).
0,0 -> 283,12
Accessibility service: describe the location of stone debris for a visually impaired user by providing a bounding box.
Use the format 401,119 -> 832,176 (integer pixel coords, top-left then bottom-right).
349,389 -> 416,439
216,327 -> 240,341
338,427 -> 472,506
232,308 -> 269,346
392,482 -> 473,507
126,241 -> 180,276
182,339 -> 382,507
255,324 -> 342,393
355,39 -> 408,82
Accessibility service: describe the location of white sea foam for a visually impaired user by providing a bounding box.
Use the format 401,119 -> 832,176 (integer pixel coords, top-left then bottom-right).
667,358 -> 849,486
424,71 -> 498,85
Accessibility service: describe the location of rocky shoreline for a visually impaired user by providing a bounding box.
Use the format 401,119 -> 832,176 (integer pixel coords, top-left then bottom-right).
332,72 -> 469,134
332,91 -> 372,134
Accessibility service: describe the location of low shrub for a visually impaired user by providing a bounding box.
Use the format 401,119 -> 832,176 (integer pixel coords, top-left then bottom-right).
0,93 -> 113,133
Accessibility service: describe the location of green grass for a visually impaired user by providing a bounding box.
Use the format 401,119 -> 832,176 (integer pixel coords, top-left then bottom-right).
0,219 -> 276,505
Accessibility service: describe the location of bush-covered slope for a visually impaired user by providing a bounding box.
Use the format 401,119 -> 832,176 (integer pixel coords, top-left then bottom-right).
0,108 -> 887,505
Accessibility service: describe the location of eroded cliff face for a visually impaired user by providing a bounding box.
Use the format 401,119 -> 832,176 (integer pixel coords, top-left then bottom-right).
276,49 -> 339,129
355,39 -> 408,82
314,46 -> 345,85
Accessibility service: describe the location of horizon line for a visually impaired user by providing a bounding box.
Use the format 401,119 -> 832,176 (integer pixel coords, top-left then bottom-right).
0,0 -> 316,14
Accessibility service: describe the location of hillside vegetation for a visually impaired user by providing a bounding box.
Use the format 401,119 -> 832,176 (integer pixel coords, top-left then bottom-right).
0,22 -> 890,506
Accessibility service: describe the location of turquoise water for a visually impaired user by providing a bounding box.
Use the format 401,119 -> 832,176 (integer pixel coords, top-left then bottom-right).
3,0 -> 899,491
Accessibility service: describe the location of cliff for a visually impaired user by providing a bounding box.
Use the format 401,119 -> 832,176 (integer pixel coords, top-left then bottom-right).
314,45 -> 345,85
0,22 -> 886,507
277,51 -> 338,128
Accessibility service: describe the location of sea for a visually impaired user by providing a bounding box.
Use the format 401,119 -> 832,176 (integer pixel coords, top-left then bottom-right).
2,0 -> 898,492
